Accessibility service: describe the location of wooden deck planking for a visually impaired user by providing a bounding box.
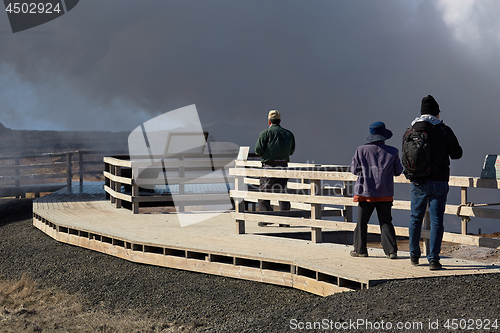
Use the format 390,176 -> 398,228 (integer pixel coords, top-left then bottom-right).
33,184 -> 500,296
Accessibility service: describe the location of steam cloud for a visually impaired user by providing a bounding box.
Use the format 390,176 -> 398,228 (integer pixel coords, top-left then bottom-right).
1,0 -> 500,176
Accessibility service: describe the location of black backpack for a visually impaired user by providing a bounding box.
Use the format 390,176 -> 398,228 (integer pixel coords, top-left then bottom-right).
402,126 -> 432,179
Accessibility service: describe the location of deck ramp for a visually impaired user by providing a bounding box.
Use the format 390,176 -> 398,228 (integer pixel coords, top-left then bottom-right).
32,184 -> 500,296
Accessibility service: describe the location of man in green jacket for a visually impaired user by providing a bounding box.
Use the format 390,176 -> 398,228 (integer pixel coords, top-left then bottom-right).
255,110 -> 295,217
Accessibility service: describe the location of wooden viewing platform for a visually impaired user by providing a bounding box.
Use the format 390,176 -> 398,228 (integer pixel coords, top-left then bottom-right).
32,183 -> 500,297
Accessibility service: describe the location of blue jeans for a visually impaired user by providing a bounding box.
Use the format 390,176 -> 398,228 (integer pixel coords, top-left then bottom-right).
409,181 -> 449,262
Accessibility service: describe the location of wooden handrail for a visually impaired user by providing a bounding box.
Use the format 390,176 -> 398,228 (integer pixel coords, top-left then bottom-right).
103,154 -> 236,214
230,161 -> 500,249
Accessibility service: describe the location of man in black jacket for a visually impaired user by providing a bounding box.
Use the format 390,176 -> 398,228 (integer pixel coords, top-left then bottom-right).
405,95 -> 463,270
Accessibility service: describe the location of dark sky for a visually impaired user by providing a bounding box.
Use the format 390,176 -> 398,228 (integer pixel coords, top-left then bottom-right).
1,0 -> 499,177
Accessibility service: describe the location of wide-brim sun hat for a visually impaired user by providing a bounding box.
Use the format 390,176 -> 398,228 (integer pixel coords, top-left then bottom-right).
366,121 -> 393,142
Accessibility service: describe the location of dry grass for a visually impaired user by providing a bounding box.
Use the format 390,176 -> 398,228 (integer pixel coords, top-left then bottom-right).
0,275 -> 199,332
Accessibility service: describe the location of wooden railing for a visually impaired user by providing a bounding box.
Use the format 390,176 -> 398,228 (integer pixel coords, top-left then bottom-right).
103,153 -> 236,213
0,151 -> 111,198
229,160 -> 500,249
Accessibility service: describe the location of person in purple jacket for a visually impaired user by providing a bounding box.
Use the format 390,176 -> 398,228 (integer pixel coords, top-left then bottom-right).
350,122 -> 403,259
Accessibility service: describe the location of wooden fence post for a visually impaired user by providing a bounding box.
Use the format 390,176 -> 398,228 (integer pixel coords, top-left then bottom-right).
79,151 -> 84,187
461,187 -> 468,235
104,161 -> 111,200
178,156 -> 185,213
235,174 -> 246,234
132,166 -> 139,214
66,153 -> 73,192
310,179 -> 322,243
109,164 -> 116,205
343,181 -> 353,222
114,166 -> 122,208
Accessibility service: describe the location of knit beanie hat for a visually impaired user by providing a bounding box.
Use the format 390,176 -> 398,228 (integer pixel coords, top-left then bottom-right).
421,95 -> 440,116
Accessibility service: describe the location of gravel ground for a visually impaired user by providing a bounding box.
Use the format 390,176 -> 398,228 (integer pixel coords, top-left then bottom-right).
2,198 -> 500,332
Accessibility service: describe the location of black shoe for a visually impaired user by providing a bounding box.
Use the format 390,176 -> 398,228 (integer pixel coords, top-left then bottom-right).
350,250 -> 368,257
429,261 -> 443,270
410,256 -> 419,266
386,253 -> 398,259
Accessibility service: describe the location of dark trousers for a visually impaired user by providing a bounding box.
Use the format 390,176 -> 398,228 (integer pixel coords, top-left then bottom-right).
258,163 -> 290,211
353,201 -> 398,255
